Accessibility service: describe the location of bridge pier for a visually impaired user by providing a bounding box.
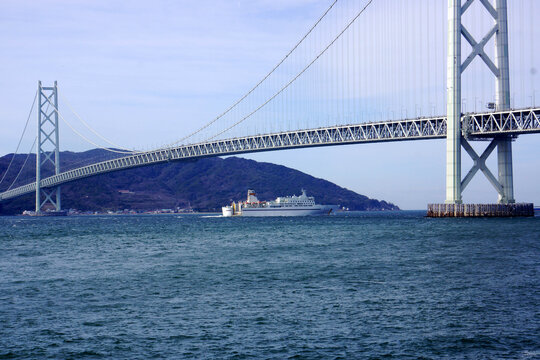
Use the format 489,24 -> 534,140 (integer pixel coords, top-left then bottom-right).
430,0 -> 532,217
428,203 -> 534,218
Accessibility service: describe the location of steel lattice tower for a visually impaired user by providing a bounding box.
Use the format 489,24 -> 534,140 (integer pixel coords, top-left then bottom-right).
446,0 -> 514,204
35,81 -> 61,213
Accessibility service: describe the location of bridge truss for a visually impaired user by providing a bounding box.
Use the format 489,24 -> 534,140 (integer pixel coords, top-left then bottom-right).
1,107 -> 538,202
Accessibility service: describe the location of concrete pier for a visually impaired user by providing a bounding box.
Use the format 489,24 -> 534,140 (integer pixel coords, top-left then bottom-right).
427,203 -> 534,218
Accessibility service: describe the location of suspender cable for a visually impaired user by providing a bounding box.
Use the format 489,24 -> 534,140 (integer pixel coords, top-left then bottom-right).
531,0 -> 535,107
6,137 -> 36,191
60,93 -> 138,152
42,100 -> 141,155
520,0 -> 525,107
164,0 -> 339,147
205,0 -> 375,141
0,91 -> 37,187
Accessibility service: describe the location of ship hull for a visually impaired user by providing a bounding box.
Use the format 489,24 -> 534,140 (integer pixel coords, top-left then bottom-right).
222,206 -> 233,217
240,205 -> 338,217
22,210 -> 68,217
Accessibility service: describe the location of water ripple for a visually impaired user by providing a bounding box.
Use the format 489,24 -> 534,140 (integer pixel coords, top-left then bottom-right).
0,212 -> 539,358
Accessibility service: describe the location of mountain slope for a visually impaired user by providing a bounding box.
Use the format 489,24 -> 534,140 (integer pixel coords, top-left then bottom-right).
0,151 -> 399,214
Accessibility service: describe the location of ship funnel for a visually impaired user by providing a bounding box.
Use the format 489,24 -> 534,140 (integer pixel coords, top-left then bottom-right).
247,190 -> 259,203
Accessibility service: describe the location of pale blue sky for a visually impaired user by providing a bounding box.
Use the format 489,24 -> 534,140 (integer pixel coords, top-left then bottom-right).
0,0 -> 538,209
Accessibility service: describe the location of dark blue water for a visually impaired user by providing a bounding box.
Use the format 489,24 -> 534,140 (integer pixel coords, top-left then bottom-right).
1,212 -> 539,359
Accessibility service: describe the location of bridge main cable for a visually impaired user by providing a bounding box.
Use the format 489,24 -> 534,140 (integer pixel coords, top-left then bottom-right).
162,0 -> 340,148
205,0 -> 375,142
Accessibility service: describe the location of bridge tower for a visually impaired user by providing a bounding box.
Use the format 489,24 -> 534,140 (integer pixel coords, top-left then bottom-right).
35,81 -> 62,213
445,0 -> 514,205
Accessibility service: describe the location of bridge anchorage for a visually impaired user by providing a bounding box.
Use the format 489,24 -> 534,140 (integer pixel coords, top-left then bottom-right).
428,0 -> 534,217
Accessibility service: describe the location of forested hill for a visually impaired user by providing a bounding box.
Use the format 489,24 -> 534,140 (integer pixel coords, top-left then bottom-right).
0,150 -> 399,214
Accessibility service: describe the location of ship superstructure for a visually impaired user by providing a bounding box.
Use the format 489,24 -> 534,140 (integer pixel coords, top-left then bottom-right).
222,190 -> 338,217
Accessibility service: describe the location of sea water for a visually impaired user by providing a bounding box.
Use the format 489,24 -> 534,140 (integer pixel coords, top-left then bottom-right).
1,212 -> 539,359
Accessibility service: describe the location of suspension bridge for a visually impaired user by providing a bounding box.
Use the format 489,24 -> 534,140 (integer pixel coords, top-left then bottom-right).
0,0 -> 538,216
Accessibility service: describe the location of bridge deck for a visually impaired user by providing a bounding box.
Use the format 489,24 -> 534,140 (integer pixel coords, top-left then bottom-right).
1,108 -> 539,202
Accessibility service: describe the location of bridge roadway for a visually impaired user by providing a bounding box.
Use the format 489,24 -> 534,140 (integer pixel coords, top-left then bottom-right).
1,107 -> 539,202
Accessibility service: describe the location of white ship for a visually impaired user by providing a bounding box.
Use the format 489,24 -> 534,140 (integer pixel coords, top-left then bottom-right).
222,189 -> 338,217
